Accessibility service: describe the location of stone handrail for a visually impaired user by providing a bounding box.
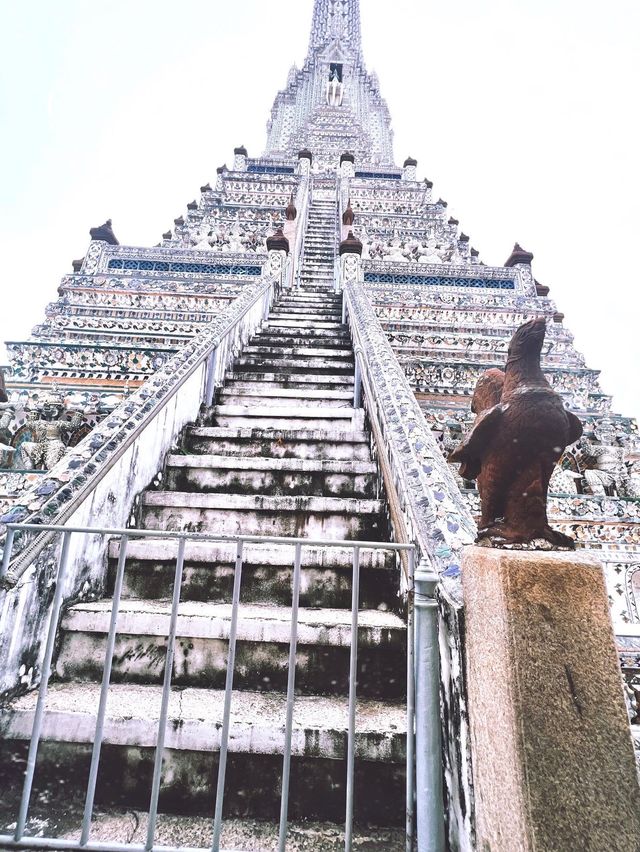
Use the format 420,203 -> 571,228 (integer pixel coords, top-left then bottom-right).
342,260 -> 477,851
290,177 -> 311,289
343,275 -> 477,583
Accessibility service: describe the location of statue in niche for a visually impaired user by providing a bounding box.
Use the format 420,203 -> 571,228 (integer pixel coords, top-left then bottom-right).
0,405 -> 15,467
624,460 -> 640,498
548,461 -> 581,495
15,390 -> 83,471
449,319 -> 584,548
0,368 -> 7,404
578,419 -> 628,497
326,65 -> 344,107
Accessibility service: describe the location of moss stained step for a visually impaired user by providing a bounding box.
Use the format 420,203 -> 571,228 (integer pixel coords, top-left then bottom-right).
186,426 -> 371,461
218,390 -> 354,410
106,537 -> 397,608
56,602 -> 406,697
165,453 -> 376,497
3,683 -> 406,762
140,491 -> 384,539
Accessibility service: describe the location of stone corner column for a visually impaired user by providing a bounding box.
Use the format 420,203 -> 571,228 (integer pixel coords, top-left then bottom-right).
297,149 -> 312,176
340,151 -> 355,178
402,156 -> 418,181
233,145 -> 248,172
462,545 -> 640,852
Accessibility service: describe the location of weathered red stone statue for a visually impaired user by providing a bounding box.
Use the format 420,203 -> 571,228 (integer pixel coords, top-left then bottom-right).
449,318 -> 583,548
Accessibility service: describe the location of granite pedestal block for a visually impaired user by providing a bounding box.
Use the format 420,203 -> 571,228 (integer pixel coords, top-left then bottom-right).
463,546 -> 640,852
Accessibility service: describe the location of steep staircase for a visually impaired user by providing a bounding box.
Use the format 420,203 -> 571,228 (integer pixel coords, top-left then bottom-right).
300,196 -> 337,288
1,203 -> 409,842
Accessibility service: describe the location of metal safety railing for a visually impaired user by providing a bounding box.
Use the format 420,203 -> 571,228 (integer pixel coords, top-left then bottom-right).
0,523 -> 415,852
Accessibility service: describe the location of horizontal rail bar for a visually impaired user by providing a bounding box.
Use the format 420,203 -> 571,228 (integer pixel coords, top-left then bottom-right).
0,838 -> 243,852
4,523 -> 414,551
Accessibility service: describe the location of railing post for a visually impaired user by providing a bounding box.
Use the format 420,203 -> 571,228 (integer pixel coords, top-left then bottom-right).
353,348 -> 363,409
406,548 -> 416,852
267,247 -> 289,296
0,527 -> 15,583
205,348 -> 219,408
414,561 -> 446,852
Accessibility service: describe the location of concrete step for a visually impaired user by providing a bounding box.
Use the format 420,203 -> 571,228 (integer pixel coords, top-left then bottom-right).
0,805 -> 406,850
211,404 -> 359,431
3,682 -> 406,761
276,296 -> 341,306
186,426 -> 371,461
56,601 -> 405,697
224,375 -> 353,392
106,538 -> 396,609
286,285 -> 335,293
250,335 -> 350,349
264,300 -> 342,316
1,685 -> 405,823
242,345 -> 352,359
218,390 -> 353,410
233,357 -> 353,374
263,306 -> 341,319
140,491 -> 383,539
255,322 -> 348,334
262,311 -> 345,331
251,330 -> 350,345
165,453 -> 375,497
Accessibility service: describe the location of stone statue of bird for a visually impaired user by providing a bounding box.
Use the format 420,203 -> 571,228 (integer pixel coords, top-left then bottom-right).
449,318 -> 583,548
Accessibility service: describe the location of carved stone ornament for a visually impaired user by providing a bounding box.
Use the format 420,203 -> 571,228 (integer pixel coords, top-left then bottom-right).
285,193 -> 297,221
89,219 -> 119,245
449,318 -> 584,549
0,369 -> 7,404
342,199 -> 355,226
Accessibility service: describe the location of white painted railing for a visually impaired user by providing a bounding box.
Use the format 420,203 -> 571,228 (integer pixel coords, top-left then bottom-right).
290,176 -> 312,289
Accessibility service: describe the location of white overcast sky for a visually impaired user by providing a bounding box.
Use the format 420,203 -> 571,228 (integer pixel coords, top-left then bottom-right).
0,0 -> 638,421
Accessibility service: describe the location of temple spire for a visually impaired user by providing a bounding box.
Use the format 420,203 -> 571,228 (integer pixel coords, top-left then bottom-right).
308,0 -> 362,56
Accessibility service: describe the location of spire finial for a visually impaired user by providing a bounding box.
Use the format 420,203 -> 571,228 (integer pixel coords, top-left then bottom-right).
309,0 -> 362,55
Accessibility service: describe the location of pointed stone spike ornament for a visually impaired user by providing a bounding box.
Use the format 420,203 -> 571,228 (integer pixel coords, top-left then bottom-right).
342,199 -> 355,226
449,318 -> 584,549
285,193 -> 297,221
339,230 -> 363,256
505,242 -> 534,267
266,228 -> 290,253
89,219 -> 119,245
